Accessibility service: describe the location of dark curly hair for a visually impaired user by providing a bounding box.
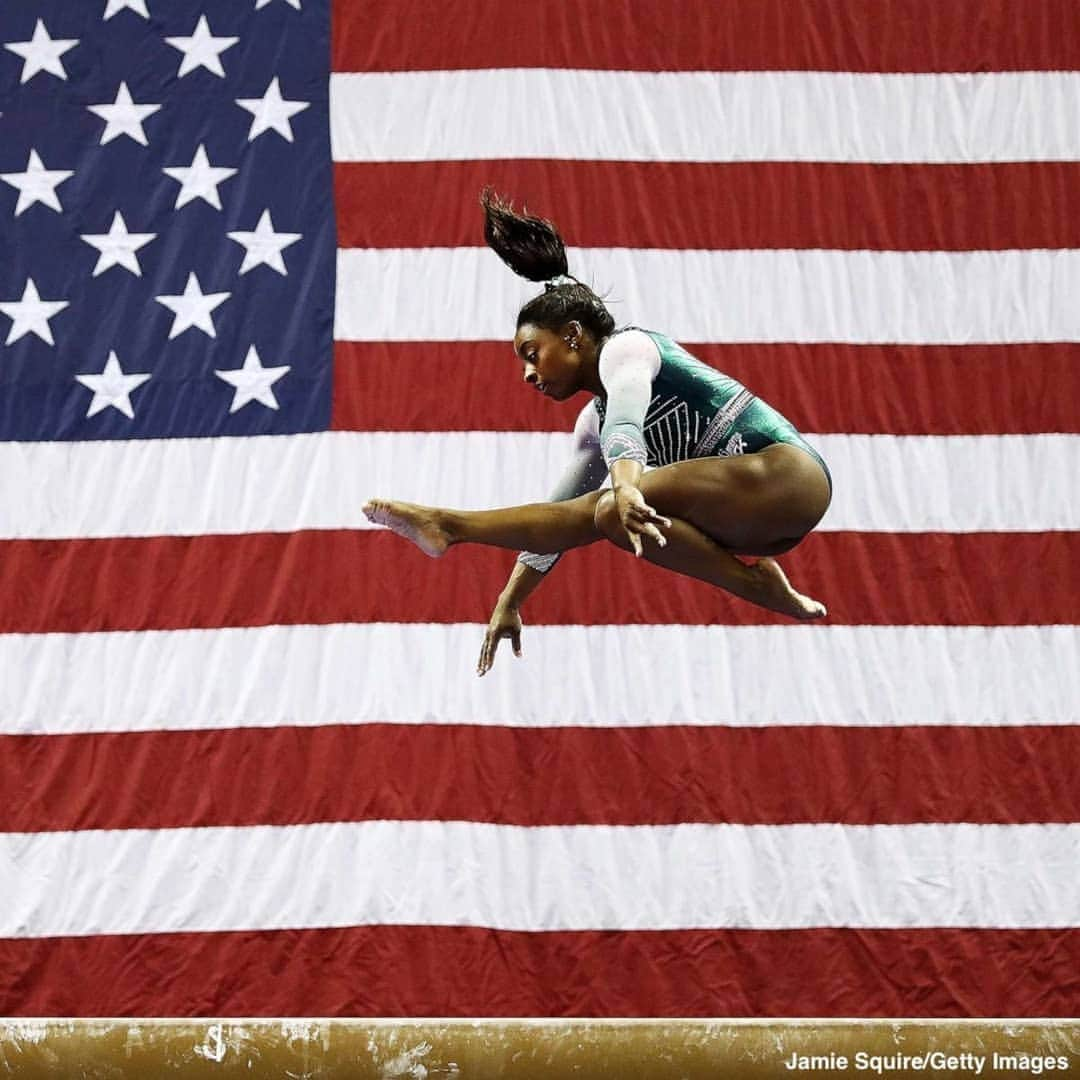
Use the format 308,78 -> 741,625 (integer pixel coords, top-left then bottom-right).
480,188 -> 615,341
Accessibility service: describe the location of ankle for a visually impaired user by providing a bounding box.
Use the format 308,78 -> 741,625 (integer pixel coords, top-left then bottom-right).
744,560 -> 775,599
435,509 -> 459,546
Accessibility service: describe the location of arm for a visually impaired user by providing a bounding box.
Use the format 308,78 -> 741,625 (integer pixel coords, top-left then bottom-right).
512,399 -> 605,579
597,328 -> 659,470
477,402 -> 605,675
597,330 -> 670,555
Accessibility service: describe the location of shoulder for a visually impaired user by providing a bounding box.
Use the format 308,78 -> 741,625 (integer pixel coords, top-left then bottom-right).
597,328 -> 661,381
599,328 -> 661,365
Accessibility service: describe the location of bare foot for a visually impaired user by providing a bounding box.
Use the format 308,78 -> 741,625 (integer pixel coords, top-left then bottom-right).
752,557 -> 827,620
363,499 -> 452,557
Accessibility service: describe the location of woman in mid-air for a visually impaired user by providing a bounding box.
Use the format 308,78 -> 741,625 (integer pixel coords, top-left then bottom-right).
365,190 -> 833,675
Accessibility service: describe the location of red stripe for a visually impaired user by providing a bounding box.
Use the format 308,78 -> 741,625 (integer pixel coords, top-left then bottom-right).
331,0 -> 1080,73
4,725 -> 1077,833
335,160 -> 1080,251
331,341 -> 1079,436
0,530 -> 1076,632
3,925 -> 1076,1016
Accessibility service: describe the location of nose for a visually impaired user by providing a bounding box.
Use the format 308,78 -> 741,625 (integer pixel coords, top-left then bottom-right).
523,363 -> 538,384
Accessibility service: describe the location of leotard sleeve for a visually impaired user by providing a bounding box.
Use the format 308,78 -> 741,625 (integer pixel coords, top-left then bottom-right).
518,399 -> 605,573
596,329 -> 661,467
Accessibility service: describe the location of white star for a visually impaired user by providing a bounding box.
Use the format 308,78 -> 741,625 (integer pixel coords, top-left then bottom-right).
155,273 -> 230,339
76,352 -> 151,419
0,150 -> 74,216
0,278 -> 69,346
255,0 -> 302,8
236,77 -> 310,143
226,210 -> 302,275
215,345 -> 290,413
4,19 -> 79,84
162,144 -> 237,211
165,15 -> 238,79
81,212 -> 157,277
103,0 -> 150,18
87,82 -> 162,147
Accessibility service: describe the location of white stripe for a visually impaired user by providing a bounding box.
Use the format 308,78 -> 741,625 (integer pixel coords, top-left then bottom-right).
3,625 -> 1075,736
329,70 -> 1080,164
335,247 -> 1080,344
0,432 -> 1074,538
3,822 -> 1076,937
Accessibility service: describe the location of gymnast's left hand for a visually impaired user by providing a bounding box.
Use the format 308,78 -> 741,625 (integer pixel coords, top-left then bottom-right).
614,483 -> 671,558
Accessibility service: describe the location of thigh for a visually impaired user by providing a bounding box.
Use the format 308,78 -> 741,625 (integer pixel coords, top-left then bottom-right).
635,445 -> 832,553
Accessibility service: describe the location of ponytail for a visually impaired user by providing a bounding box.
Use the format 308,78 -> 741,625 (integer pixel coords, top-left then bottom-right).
480,187 -> 615,340
481,187 -> 569,282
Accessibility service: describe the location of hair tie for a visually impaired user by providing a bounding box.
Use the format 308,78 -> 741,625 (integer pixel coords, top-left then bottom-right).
545,274 -> 576,291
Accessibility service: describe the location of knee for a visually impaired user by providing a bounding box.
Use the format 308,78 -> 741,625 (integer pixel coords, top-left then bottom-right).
593,490 -> 622,542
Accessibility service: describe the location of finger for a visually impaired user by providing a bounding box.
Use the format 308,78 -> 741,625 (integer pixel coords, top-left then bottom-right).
636,503 -> 672,528
643,523 -> 668,548
626,501 -> 667,523
511,628 -> 522,657
628,529 -> 643,557
477,633 -> 497,676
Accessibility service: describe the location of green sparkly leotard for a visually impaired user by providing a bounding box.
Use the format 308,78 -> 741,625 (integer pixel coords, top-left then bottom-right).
594,328 -> 831,491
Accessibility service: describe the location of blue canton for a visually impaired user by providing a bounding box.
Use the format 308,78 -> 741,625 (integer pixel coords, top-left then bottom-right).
0,0 -> 334,440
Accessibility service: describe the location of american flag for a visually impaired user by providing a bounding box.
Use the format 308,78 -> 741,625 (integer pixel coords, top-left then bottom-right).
1,0 -> 1078,1016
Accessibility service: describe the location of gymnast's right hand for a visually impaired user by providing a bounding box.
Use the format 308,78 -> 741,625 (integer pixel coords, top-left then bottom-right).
478,599 -> 523,676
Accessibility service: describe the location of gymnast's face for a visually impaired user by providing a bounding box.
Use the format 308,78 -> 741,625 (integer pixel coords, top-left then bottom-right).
513,321 -> 585,401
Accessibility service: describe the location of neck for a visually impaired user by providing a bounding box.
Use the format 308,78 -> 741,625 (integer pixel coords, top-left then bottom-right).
578,335 -> 606,396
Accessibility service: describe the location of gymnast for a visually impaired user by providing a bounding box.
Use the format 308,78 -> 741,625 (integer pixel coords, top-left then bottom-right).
364,190 -> 832,675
